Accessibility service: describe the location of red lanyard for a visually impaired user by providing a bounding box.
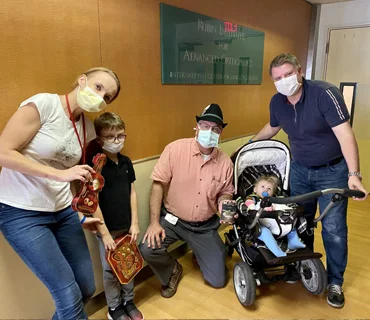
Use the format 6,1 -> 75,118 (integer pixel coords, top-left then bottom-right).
66,94 -> 86,164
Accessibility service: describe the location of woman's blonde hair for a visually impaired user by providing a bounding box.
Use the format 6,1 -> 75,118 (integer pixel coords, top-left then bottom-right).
72,67 -> 121,102
94,112 -> 125,136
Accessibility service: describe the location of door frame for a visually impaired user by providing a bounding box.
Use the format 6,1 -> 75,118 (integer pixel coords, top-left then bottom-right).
323,24 -> 370,81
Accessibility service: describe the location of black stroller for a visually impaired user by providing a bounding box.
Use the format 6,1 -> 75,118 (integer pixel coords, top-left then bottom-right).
224,140 -> 364,306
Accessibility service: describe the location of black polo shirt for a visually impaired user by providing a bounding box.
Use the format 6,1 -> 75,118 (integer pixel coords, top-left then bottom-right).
270,79 -> 350,166
93,153 -> 136,231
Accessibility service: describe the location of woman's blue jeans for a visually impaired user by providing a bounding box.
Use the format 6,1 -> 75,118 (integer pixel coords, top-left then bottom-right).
289,158 -> 348,286
0,203 -> 95,319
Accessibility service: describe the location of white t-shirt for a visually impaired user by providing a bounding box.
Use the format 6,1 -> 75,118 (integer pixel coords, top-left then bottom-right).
0,93 -> 96,212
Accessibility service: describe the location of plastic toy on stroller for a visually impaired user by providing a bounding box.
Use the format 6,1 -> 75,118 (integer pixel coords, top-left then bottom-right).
224,140 -> 365,306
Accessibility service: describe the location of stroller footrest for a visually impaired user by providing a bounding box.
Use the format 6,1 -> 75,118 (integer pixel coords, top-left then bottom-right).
258,247 -> 322,265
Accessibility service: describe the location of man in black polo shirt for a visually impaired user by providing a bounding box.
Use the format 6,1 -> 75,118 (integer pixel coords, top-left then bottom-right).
251,53 -> 367,308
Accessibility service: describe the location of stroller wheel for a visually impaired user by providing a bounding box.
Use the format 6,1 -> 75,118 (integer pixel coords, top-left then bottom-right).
298,259 -> 327,295
233,262 -> 256,306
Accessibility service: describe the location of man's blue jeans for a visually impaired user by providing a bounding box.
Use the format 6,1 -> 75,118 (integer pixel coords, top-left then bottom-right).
289,158 -> 348,286
0,203 -> 95,319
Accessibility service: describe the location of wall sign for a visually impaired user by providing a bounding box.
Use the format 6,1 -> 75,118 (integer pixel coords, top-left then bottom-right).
160,3 -> 265,85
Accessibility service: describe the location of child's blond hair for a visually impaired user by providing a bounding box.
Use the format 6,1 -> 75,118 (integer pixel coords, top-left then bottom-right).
255,175 -> 279,194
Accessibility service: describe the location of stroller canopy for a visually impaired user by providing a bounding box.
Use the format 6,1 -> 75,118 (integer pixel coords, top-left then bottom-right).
231,140 -> 291,197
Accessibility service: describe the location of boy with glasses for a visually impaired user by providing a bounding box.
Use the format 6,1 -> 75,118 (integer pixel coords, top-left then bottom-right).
89,112 -> 143,320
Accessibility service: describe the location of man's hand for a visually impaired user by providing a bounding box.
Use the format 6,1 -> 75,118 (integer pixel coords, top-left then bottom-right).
219,199 -> 238,224
102,234 -> 116,251
129,223 -> 140,243
142,222 -> 166,249
348,176 -> 368,200
81,217 -> 104,233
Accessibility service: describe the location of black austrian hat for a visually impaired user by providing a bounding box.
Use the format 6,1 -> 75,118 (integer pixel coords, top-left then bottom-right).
196,103 -> 227,128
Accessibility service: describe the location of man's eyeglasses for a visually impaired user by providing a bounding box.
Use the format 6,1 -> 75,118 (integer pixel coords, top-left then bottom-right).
198,123 -> 222,134
101,134 -> 127,143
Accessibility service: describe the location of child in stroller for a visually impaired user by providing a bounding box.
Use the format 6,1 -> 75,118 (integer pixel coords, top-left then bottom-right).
225,140 -> 365,307
246,174 -> 305,257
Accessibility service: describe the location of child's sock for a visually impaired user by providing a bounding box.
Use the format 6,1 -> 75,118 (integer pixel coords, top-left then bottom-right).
287,229 -> 306,250
258,226 -> 287,257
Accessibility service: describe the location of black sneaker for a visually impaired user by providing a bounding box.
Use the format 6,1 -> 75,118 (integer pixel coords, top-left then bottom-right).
107,304 -> 131,320
284,264 -> 300,284
327,284 -> 345,308
124,300 -> 144,320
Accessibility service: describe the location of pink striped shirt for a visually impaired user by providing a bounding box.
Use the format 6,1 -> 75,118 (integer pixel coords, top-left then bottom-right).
151,138 -> 234,222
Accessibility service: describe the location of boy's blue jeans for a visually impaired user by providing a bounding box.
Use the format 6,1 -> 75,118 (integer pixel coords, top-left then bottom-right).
0,203 -> 95,320
289,158 -> 348,286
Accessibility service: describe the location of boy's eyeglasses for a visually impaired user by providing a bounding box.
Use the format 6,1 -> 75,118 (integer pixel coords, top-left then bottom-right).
101,134 -> 127,143
198,123 -> 222,134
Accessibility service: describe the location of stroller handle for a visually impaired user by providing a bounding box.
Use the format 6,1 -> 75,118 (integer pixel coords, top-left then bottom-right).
246,188 -> 365,230
268,188 -> 366,204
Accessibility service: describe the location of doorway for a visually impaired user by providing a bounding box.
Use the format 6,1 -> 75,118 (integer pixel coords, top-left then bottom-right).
324,26 -> 370,186
325,26 -> 370,139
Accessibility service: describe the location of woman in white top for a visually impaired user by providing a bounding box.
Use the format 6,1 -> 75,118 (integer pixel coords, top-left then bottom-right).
0,67 -> 120,320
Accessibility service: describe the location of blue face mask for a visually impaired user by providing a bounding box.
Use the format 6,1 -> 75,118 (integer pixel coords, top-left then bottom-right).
197,129 -> 220,148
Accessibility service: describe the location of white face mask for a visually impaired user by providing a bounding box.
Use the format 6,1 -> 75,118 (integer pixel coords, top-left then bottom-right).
196,129 -> 220,149
102,141 -> 124,154
274,74 -> 301,96
77,77 -> 107,112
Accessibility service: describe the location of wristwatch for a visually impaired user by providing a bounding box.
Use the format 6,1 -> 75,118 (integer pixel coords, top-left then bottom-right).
348,171 -> 362,179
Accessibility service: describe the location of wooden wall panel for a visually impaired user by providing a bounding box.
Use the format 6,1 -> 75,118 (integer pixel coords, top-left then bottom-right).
0,0 -> 101,130
99,0 -> 311,159
0,0 -> 311,161
0,1 -> 102,317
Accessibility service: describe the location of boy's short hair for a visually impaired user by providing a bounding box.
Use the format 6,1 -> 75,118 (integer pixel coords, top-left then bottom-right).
94,112 -> 125,136
255,174 -> 280,193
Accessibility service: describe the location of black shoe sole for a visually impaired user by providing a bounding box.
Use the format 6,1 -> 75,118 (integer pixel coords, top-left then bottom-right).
327,297 -> 344,308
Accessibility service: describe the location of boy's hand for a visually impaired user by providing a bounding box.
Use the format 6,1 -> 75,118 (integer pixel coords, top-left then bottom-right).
102,234 -> 116,251
129,223 -> 140,243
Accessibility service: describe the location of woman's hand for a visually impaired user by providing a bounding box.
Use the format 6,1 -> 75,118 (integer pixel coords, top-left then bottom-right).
81,216 -> 104,234
56,165 -> 95,182
129,223 -> 140,243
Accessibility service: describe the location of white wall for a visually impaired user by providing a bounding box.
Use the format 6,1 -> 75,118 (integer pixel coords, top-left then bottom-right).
313,0 -> 370,188
315,0 -> 370,80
